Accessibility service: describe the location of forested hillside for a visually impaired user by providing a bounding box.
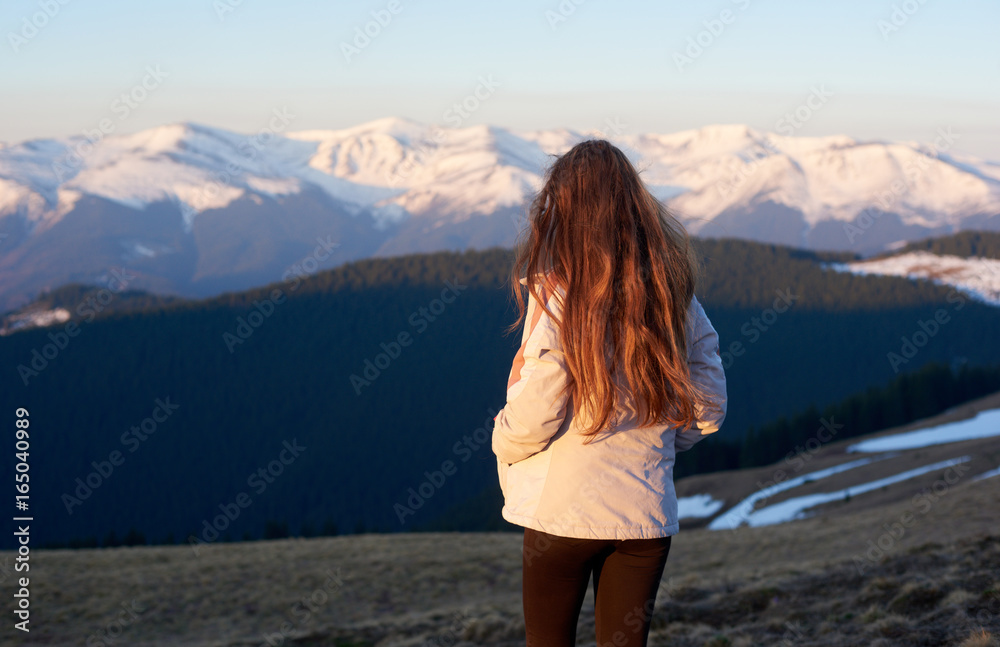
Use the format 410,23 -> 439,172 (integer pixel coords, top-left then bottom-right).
890,230 -> 1000,259
676,361 -> 1000,477
2,237 -> 998,548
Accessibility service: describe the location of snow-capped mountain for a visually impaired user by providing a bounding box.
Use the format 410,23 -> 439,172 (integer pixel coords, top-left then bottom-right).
1,117 -> 998,311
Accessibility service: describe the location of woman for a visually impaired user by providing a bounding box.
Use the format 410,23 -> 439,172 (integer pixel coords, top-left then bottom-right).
492,139 -> 727,647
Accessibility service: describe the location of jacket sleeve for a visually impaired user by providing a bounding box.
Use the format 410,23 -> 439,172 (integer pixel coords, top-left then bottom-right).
492,289 -> 571,465
675,296 -> 728,452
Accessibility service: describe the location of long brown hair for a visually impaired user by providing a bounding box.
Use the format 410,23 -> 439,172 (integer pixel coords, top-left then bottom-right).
509,139 -> 713,436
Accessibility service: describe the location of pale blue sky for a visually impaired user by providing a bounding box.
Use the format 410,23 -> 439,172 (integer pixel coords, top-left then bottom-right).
2,0 -> 999,158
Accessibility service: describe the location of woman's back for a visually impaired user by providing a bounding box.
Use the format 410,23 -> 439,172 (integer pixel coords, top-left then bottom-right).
491,138 -> 728,647
494,281 -> 726,540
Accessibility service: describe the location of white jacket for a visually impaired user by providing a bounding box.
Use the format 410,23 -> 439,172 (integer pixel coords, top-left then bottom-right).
492,282 -> 727,540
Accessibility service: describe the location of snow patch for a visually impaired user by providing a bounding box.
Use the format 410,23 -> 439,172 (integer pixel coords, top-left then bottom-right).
244,176 -> 300,197
132,243 -> 156,258
707,456 -> 886,531
972,465 -> 1000,482
0,307 -> 71,336
847,408 -> 1000,452
740,457 -> 971,527
676,494 -> 725,519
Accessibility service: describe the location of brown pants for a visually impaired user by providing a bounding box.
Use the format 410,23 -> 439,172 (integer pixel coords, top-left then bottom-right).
522,527 -> 672,647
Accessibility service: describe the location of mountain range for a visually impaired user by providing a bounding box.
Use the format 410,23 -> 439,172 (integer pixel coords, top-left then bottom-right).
1,117 -> 999,311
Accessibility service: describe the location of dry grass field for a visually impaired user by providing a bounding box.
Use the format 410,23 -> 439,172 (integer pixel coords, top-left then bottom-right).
2,492 -> 998,646
3,394 -> 1000,646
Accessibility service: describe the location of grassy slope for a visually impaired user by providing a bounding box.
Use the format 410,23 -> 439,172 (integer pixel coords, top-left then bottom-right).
4,399 -> 1000,646
676,390 -> 1000,529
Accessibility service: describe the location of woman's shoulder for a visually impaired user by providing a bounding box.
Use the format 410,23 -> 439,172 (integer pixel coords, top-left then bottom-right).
684,294 -> 714,356
521,272 -> 566,311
